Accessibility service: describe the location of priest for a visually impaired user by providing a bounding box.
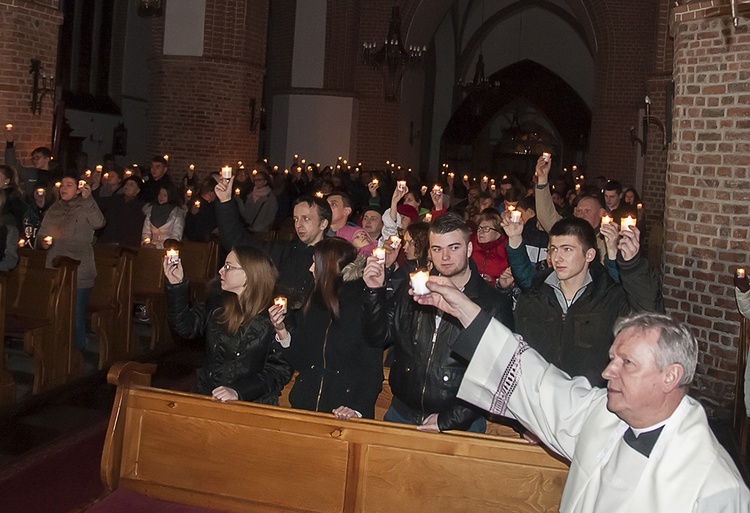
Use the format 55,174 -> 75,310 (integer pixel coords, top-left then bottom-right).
412,276 -> 750,512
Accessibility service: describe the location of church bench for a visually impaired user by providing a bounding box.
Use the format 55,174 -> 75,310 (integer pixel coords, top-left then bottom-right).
3,254 -> 82,394
169,238 -> 219,304
98,361 -> 568,513
90,246 -> 137,368
132,247 -> 171,351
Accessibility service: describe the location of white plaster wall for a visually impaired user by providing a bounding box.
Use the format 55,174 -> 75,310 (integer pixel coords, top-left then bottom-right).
64,110 -> 124,166
163,0 -> 205,56
291,0 -> 326,89
270,95 -> 357,169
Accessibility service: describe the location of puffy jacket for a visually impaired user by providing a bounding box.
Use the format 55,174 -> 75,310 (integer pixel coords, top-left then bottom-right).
513,253 -> 664,387
283,258 -> 384,418
166,280 -> 292,403
362,269 -> 514,431
142,204 -> 186,248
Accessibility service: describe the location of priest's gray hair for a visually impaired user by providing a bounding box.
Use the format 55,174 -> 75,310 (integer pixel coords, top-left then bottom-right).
613,312 -> 698,387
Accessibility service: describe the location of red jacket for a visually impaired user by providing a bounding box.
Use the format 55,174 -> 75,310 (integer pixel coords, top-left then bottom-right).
470,231 -> 509,284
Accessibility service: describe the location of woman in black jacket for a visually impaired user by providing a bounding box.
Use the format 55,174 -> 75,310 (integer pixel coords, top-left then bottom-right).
164,245 -> 292,404
268,238 -> 384,419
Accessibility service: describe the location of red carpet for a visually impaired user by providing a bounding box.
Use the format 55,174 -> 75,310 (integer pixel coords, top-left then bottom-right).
0,419 -> 108,513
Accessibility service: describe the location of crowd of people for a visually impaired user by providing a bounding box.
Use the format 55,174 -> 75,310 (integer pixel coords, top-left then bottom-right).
3,126 -> 749,508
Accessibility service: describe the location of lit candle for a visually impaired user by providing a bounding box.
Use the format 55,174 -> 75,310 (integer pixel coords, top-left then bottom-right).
163,154 -> 169,162
273,165 -> 278,171
194,200 -> 201,208
490,179 -> 495,185
463,174 -> 469,182
423,212 -> 433,223
542,152 -> 551,163
737,268 -> 746,279
5,124 -> 12,131
491,184 -> 496,191
238,161 -> 243,167
85,170 -> 92,178
284,169 -> 289,174
124,169 -> 133,177
420,185 -> 428,195
293,154 -> 299,160
234,188 -> 241,195
315,191 -> 324,198
221,166 -> 233,180
482,176 -> 489,183
103,172 -> 109,180
448,172 -> 455,179
274,296 -> 288,313
95,165 -> 103,173
620,215 -> 637,231
252,169 -> 258,175
371,178 -> 379,186
432,185 -> 443,195
186,189 -> 193,198
43,236 -> 53,245
17,238 -> 25,247
166,248 -> 179,264
510,211 -> 522,223
189,164 -> 195,171
410,270 -> 430,295
572,165 -> 578,172
78,180 -> 86,188
372,247 -> 386,264
503,175 -> 508,180
601,215 -> 613,226
575,183 -> 581,192
36,188 -> 45,196
143,237 -> 151,245
397,180 -> 407,191
507,205 -> 515,212
637,203 -> 643,212
55,181 -> 62,188
388,235 -> 401,249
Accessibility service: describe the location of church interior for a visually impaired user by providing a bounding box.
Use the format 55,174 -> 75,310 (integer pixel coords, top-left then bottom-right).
1,0 -> 750,510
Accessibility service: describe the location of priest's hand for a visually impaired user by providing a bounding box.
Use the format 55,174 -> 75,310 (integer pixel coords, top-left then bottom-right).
411,276 -> 481,328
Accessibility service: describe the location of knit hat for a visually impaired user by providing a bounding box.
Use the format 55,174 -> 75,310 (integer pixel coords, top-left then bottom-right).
336,225 -> 378,256
397,204 -> 419,223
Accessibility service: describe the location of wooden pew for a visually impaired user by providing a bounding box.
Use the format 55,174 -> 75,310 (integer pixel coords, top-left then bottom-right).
132,247 -> 171,351
97,362 -> 568,513
90,245 -> 137,368
171,238 -> 219,303
0,275 -> 14,407
4,254 -> 83,394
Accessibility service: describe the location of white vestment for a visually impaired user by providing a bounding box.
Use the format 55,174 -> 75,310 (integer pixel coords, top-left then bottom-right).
457,317 -> 750,513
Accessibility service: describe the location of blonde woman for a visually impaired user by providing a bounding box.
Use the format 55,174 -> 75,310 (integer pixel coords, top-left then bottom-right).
164,245 -> 292,403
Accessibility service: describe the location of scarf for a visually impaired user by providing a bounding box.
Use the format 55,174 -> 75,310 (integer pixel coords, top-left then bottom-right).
150,203 -> 173,228
251,184 -> 272,203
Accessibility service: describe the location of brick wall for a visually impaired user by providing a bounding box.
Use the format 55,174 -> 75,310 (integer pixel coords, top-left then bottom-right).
667,2 -> 750,414
0,0 -> 63,162
147,0 -> 269,183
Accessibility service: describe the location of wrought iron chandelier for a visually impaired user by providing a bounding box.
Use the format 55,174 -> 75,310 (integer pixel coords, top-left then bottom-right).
363,6 -> 425,102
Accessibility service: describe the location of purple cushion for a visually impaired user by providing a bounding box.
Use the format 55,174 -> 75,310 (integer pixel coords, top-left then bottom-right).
85,488 -> 227,513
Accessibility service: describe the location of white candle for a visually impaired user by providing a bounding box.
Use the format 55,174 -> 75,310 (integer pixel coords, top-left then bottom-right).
235,188 -> 241,196
423,213 -> 433,223
315,191 -> 324,198
410,271 -> 430,296
371,178 -> 379,186
55,181 -> 62,188
274,296 -> 288,313
186,189 -> 193,198
17,238 -> 25,247
5,124 -> 12,131
421,185 -> 428,195
388,235 -> 401,249
601,215 -> 613,226
43,236 -> 53,245
143,237 -> 151,245
482,176 -> 489,183
78,180 -> 86,188
36,188 -> 45,196
463,174 -> 469,182
85,170 -> 91,178
124,169 -> 132,177
194,200 -> 201,208
737,268 -> 746,279
163,154 -> 169,162
432,185 -> 443,195
95,165 -> 103,173
448,172 -> 455,179
221,166 -> 233,180
542,152 -> 551,163
166,249 -> 179,264
397,180 -> 407,191
103,173 -> 109,180
620,216 -> 636,231
510,211 -> 522,223
575,184 -> 581,192
373,247 -> 386,264
189,164 -> 195,171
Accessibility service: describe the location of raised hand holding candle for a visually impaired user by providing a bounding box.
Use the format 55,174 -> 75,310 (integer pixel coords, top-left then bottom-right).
397,180 -> 407,191
274,296 -> 288,314
420,185 -> 428,195
78,180 -> 86,189
373,247 -> 386,264
166,248 -> 180,264
542,152 -> 551,163
620,215 -> 636,231
601,215 -> 613,226
221,166 -> 233,180
95,165 -> 103,173
433,184 -> 443,195
410,270 -> 430,296
510,210 -> 522,223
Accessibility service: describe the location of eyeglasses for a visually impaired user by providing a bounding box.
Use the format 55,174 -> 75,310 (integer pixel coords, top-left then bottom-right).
223,263 -> 242,271
477,226 -> 499,233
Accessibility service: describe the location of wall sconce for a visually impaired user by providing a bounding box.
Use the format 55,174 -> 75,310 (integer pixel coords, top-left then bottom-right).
250,98 -> 264,132
137,0 -> 163,17
630,94 -> 670,155
29,59 -> 54,115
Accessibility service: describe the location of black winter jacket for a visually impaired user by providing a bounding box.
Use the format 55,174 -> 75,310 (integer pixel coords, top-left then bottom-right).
362,269 -> 514,431
216,199 -> 313,307
283,260 -> 384,418
166,280 -> 292,403
514,254 -> 664,387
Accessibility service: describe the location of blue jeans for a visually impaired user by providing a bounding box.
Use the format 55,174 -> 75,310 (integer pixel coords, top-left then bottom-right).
75,287 -> 91,351
384,404 -> 486,434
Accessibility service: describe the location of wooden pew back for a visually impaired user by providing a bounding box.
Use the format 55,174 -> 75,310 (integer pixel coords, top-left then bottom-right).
4,253 -> 82,393
132,247 -> 170,351
102,363 -> 568,513
172,239 -> 219,302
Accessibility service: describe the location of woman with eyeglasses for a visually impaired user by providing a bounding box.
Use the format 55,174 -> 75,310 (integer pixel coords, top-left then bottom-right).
164,245 -> 292,404
470,210 -> 509,286
268,237 -> 384,420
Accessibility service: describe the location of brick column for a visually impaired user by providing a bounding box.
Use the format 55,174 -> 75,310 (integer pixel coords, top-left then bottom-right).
667,0 -> 750,414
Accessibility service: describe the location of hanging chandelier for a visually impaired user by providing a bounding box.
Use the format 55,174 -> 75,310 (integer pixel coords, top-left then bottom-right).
363,6 -> 425,102
457,0 -> 498,115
